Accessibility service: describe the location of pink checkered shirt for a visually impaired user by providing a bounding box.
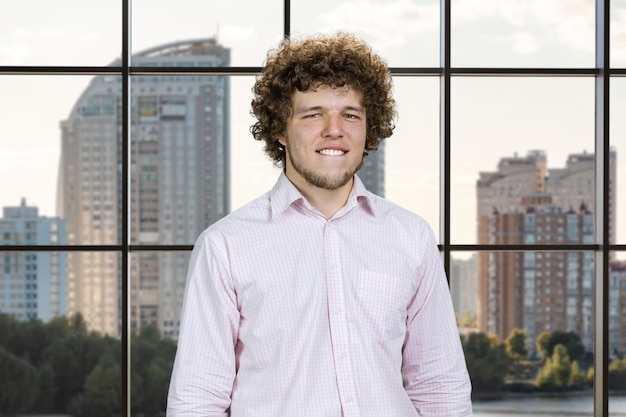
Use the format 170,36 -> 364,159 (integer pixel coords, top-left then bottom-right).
167,173 -> 472,417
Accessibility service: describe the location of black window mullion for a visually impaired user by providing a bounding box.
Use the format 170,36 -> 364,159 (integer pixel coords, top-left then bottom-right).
284,0 -> 290,38
121,0 -> 131,416
593,0 -> 610,416
440,0 -> 452,282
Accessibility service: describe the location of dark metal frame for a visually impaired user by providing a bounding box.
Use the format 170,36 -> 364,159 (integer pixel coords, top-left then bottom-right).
1,0 -> 625,415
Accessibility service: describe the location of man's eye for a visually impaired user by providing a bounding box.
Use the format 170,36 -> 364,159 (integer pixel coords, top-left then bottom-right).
344,113 -> 359,119
303,113 -> 320,118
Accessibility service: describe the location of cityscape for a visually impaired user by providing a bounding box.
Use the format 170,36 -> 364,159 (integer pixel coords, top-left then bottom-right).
1,34 -> 626,415
2,1 -> 626,417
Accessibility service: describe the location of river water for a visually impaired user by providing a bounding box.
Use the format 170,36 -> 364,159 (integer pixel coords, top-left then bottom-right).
472,394 -> 626,416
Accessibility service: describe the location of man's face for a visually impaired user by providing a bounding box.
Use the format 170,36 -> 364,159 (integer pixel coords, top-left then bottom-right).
278,84 -> 367,191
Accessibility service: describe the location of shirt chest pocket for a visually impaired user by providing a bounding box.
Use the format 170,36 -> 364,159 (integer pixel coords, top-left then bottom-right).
355,270 -> 413,344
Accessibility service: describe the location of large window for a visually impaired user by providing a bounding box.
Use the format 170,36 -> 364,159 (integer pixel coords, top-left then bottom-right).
1,1 -> 625,416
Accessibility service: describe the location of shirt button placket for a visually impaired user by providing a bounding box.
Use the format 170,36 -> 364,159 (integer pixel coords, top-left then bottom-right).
324,221 -> 359,416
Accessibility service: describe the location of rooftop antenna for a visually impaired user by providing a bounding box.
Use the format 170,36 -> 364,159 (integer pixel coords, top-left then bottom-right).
216,21 -> 220,42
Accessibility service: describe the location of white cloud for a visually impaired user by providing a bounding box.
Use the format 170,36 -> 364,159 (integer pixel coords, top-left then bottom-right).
613,9 -> 626,65
0,149 -> 34,169
0,42 -> 28,65
217,24 -> 256,42
388,171 -> 440,190
494,31 -> 540,55
453,0 -> 595,54
12,28 -> 34,39
317,0 -> 439,51
0,26 -> 101,64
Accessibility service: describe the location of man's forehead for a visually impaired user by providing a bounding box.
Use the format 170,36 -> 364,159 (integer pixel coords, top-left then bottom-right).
291,84 -> 363,101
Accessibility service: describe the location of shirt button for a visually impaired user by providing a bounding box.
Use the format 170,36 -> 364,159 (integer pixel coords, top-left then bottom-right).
339,353 -> 347,359
346,396 -> 353,403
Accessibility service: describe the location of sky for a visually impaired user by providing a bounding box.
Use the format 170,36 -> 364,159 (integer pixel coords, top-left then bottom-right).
1,0 -> 626,251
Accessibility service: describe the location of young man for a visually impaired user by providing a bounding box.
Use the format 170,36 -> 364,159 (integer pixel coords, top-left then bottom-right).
167,32 -> 473,417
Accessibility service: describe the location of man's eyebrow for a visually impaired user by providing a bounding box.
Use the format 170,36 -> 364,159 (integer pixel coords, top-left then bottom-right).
293,105 -> 323,114
293,105 -> 365,114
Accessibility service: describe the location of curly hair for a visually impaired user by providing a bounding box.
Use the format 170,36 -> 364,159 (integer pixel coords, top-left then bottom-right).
250,32 -> 396,167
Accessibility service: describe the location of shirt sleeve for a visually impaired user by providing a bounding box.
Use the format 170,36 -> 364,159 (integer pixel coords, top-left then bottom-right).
401,226 -> 473,417
167,229 -> 240,417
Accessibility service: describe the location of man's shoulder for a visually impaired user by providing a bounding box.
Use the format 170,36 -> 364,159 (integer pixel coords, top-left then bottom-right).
201,191 -> 272,237
368,193 -> 430,229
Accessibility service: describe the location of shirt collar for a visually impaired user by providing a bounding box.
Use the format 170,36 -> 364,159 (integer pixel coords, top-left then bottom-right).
270,172 -> 376,220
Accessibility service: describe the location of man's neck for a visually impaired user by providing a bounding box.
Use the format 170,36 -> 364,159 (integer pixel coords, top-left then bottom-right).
289,176 -> 354,219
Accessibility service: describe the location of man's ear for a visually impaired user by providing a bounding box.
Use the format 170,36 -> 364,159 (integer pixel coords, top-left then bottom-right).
277,135 -> 286,146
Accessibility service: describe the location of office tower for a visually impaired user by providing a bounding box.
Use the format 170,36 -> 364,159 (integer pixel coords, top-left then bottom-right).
476,150 -> 617,353
359,144 -> 385,196
57,39 -> 230,337
0,199 -> 67,322
610,261 -> 626,357
450,254 -> 478,327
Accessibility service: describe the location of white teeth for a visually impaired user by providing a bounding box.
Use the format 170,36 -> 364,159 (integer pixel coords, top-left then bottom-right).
319,149 -> 345,156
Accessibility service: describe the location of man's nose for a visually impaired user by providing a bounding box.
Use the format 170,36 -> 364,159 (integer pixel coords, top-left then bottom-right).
322,114 -> 343,138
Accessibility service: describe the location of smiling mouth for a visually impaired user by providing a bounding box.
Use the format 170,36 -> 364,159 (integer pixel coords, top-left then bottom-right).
318,149 -> 346,156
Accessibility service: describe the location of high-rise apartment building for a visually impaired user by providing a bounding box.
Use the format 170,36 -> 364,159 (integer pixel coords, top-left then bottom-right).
476,149 -> 618,353
450,255 -> 478,326
610,261 -> 626,356
0,199 -> 67,322
359,144 -> 385,196
487,196 -> 595,351
57,39 -> 230,337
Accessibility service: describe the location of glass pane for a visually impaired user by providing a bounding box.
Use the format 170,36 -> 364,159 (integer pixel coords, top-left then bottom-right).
129,73 -> 230,245
450,252 -> 478,330
451,77 -> 595,244
66,251 -> 121,336
127,75 -> 279,245
291,0 -> 440,67
609,252 -> 626,416
230,77 -> 281,211
611,0 -> 626,68
132,0 -> 283,67
130,251 -> 185,415
0,251 -> 68,322
451,0 -> 595,68
386,76 -> 440,241
0,251 -> 121,415
131,251 -> 190,338
0,0 -> 120,66
611,78 -> 626,246
0,75 -> 120,246
453,250 -> 594,413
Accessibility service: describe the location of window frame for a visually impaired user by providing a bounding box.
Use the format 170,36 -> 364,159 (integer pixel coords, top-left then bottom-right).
1,0 -> 625,416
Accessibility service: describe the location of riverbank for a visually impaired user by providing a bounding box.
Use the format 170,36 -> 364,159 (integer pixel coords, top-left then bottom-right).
473,394 -> 626,416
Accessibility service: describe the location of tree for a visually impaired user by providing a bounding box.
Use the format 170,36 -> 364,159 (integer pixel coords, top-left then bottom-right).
131,326 -> 177,417
535,330 -> 585,364
462,332 -> 512,396
506,328 -> 528,362
548,330 -> 585,362
0,346 -> 39,416
569,360 -> 587,389
535,344 -> 572,391
536,330 -> 551,361
586,366 -> 594,386
456,312 -> 477,328
35,361 -> 58,413
38,331 -> 119,412
608,357 -> 626,391
68,353 -> 122,417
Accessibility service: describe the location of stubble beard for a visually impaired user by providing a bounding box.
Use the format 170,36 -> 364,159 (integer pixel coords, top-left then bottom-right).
287,150 -> 364,190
